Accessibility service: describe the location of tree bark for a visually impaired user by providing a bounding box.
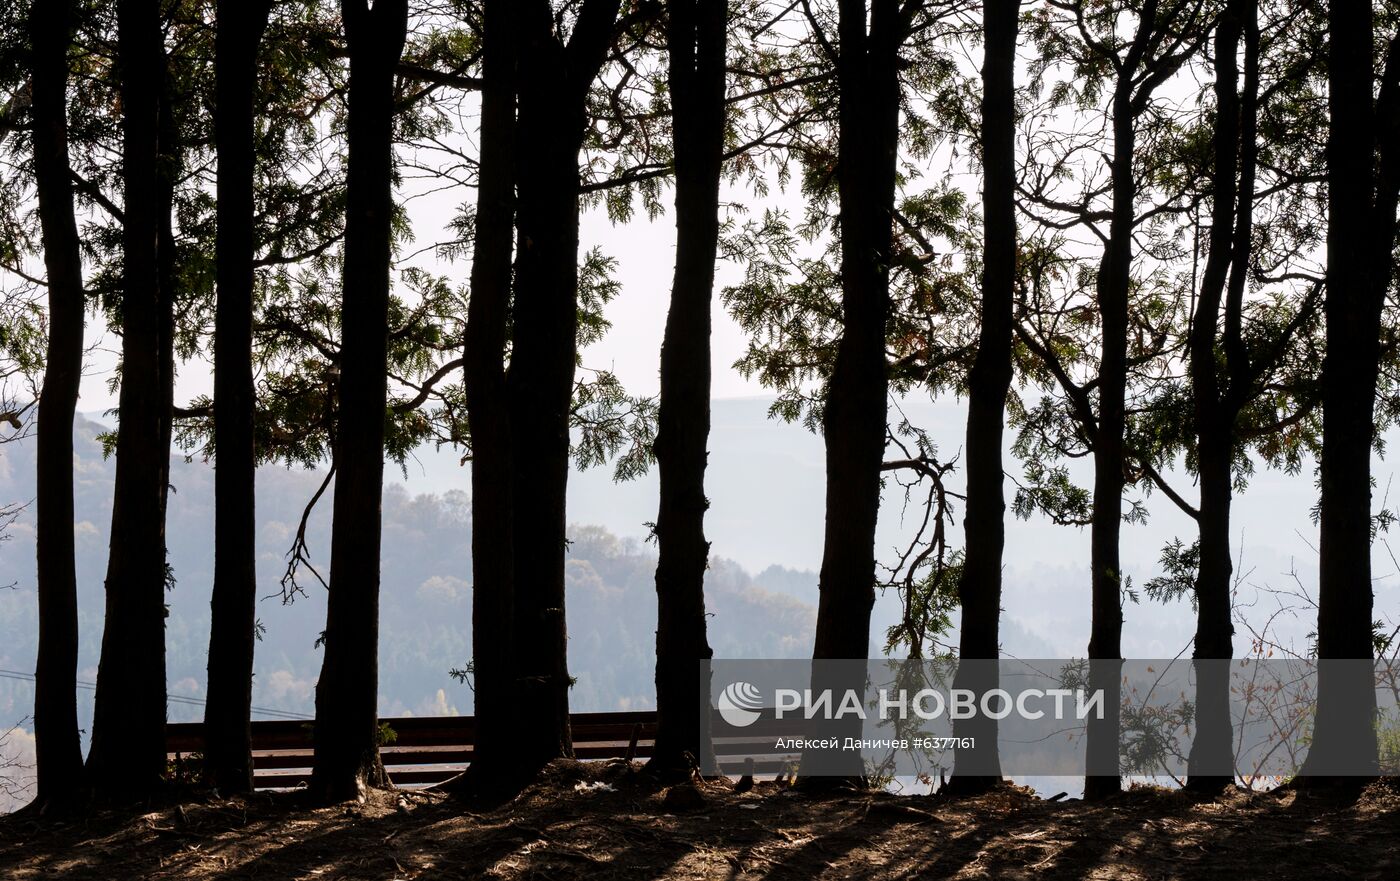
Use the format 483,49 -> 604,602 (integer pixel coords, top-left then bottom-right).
948,0 -> 1019,795
310,0 -> 408,803
648,0 -> 727,780
204,0 -> 273,796
29,0 -> 86,810
802,0 -> 906,783
456,0 -> 519,799
85,0 -> 170,797
507,0 -> 619,779
1300,1 -> 1400,784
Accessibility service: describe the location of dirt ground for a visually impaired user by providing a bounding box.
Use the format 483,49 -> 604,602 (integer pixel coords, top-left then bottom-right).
2,763 -> 1398,880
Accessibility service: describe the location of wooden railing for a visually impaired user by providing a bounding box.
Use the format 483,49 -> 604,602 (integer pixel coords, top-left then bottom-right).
166,710 -> 804,789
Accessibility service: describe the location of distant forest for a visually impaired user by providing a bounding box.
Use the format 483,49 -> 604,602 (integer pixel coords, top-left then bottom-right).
0,414 -> 821,816
1,0 -> 1398,811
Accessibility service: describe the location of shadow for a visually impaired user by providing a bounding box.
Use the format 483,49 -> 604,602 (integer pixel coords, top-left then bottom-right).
8,776 -> 1400,880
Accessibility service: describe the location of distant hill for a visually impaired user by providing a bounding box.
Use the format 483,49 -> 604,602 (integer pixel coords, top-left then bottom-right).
0,415 -> 819,774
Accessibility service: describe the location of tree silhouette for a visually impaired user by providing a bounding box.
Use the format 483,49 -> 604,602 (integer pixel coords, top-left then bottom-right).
947,0 -> 1020,795
310,0 -> 409,803
27,0 -> 85,810
84,0 -> 173,799
649,0 -> 728,780
203,0 -> 274,797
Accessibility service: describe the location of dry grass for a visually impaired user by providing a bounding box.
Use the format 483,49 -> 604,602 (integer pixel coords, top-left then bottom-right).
3,763 -> 1399,880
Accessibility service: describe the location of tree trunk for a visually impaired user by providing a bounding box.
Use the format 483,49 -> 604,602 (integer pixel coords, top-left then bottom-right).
802,0 -> 903,783
456,0 -> 519,799
85,0 -> 170,797
1082,84 -> 1133,802
204,0 -> 273,796
310,0 -> 408,803
507,0 -> 619,779
1300,0 -> 1395,783
156,58 -> 177,511
948,0 -> 1019,795
29,0 -> 86,810
1185,0 -> 1257,794
648,0 -> 726,780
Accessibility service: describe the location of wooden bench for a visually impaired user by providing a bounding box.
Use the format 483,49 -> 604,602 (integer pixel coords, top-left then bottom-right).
166,711 -> 807,789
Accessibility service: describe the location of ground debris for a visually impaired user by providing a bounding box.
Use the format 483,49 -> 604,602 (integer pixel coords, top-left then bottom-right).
3,767 -> 1399,880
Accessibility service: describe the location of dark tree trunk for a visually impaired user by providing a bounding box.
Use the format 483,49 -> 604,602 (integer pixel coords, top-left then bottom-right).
1075,1 -> 1211,800
1082,82 -> 1134,802
507,0 -> 619,778
456,0 -> 519,799
156,59 -> 177,508
85,0 -> 170,797
948,0 -> 1019,795
29,0 -> 86,810
801,0 -> 905,782
1300,2 -> 1400,784
310,0 -> 408,803
1185,0 -> 1257,793
204,0 -> 273,796
648,0 -> 726,780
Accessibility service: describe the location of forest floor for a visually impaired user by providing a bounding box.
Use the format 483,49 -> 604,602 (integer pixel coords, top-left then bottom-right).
2,762 -> 1399,880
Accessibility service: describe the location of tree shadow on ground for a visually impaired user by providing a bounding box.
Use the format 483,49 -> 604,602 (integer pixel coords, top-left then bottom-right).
7,773 -> 1400,880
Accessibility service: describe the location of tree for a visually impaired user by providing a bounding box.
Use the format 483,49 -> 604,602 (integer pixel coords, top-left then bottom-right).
203,0 -> 274,796
84,0 -> 172,797
457,0 -> 519,799
28,0 -> 84,810
1018,0 -> 1211,799
947,0 -> 1019,795
507,0 -> 627,776
1181,0 -> 1257,793
649,0 -> 727,779
310,0 -> 409,803
1130,0 -> 1331,791
800,0 -> 921,783
1300,1 -> 1400,784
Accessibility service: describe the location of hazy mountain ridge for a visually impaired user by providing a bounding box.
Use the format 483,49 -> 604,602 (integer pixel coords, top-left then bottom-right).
0,416 -> 819,752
